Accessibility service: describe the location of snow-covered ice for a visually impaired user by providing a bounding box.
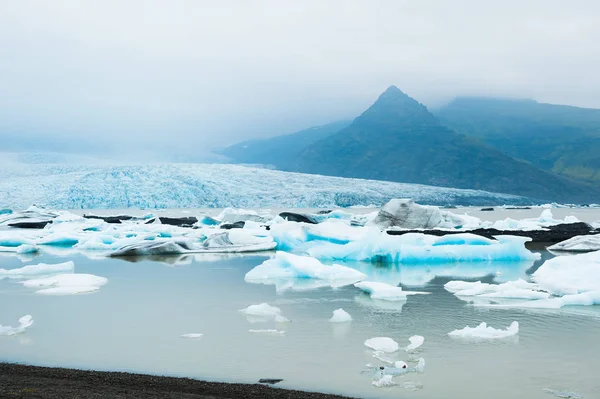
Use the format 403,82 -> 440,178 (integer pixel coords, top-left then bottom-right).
0,163 -> 530,209
354,281 -> 428,301
0,261 -> 74,279
532,250 -> 600,296
180,333 -> 203,339
329,308 -> 352,323
444,279 -> 549,300
448,321 -> 519,340
22,273 -> 108,295
548,235 -> 600,252
364,337 -> 399,353
244,252 -> 366,291
0,315 -> 34,336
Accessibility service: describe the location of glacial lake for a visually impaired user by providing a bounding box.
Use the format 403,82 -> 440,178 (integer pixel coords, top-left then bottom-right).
1,208 -> 600,399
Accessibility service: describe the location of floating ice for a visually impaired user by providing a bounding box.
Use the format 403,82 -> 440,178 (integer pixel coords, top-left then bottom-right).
0,315 -> 34,336
201,230 -> 275,252
549,235 -> 600,252
180,333 -> 203,339
0,244 -> 39,254
245,252 -> 366,291
444,279 -> 549,300
532,250 -> 600,296
448,321 -> 519,340
0,261 -> 74,279
371,199 -> 442,230
542,388 -> 583,399
22,273 -> 108,295
308,231 -> 538,264
239,303 -> 282,318
372,375 -> 396,388
364,337 -> 399,353
329,308 -> 352,323
110,239 -> 196,256
274,314 -> 291,323
249,329 -> 285,335
405,335 -> 424,352
355,281 -> 428,301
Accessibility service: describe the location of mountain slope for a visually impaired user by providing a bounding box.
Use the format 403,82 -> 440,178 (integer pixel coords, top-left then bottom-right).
219,120 -> 350,167
292,87 -> 600,203
435,97 -> 600,181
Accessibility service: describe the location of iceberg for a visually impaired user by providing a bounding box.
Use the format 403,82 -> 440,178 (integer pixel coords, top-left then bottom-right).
354,281 -> 428,301
444,279 -> 549,300
405,335 -> 424,352
548,235 -> 600,252
244,252 -> 366,291
180,333 -> 203,339
448,321 -> 519,340
307,231 -> 538,264
364,337 -> 399,353
532,250 -> 600,296
371,199 -> 442,229
22,273 -> 108,295
239,303 -> 282,318
0,315 -> 34,336
329,308 -> 352,323
0,261 -> 74,279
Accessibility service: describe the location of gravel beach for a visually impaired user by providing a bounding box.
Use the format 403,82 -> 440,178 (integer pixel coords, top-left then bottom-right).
0,363 -> 356,399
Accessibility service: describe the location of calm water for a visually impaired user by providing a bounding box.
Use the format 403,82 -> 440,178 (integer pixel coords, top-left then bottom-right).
1,208 -> 600,399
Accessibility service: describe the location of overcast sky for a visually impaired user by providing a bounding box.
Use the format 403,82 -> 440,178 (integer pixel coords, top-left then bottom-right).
1,0 -> 599,151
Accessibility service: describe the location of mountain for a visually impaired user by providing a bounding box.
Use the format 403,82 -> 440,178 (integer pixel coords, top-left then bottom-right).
0,162 -> 530,209
291,86 -> 600,203
219,120 -> 350,167
435,97 -> 600,182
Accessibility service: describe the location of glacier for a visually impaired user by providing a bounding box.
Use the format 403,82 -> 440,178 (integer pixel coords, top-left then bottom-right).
0,163 -> 531,209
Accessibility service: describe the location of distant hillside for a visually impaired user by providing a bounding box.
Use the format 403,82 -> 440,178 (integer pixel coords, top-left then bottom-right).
219,120 -> 350,167
435,97 -> 600,182
290,87 -> 600,203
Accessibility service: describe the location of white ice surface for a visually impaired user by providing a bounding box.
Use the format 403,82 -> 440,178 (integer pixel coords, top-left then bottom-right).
0,315 -> 34,336
244,252 -> 366,292
405,335 -> 424,352
329,308 -> 352,323
22,273 -> 108,295
239,303 -> 282,318
364,337 -> 399,353
0,261 -> 74,279
248,329 -> 285,335
180,333 -> 203,339
0,163 -> 529,209
354,281 -> 428,301
548,235 -> 600,252
448,321 -> 519,339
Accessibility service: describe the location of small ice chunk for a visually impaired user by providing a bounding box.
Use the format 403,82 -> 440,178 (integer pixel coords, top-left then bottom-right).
0,261 -> 74,279
249,329 -> 285,335
0,315 -> 34,336
543,388 -> 583,398
448,321 -> 519,340
239,303 -> 282,318
180,333 -> 203,339
372,375 -> 397,388
329,308 -> 352,323
364,337 -> 399,353
549,235 -> 600,252
22,273 -> 108,295
275,314 -> 291,323
355,281 -> 428,301
405,335 -> 424,352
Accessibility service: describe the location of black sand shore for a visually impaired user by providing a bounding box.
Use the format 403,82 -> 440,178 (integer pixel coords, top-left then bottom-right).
0,363 -> 356,399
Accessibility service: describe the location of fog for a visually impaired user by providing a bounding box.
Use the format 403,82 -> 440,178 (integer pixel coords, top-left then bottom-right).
1,0 -> 599,157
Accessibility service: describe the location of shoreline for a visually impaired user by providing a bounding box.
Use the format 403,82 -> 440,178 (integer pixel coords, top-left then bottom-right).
0,362 -> 356,399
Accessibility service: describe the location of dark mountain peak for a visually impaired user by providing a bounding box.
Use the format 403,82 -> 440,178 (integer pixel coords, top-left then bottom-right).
355,86 -> 439,128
